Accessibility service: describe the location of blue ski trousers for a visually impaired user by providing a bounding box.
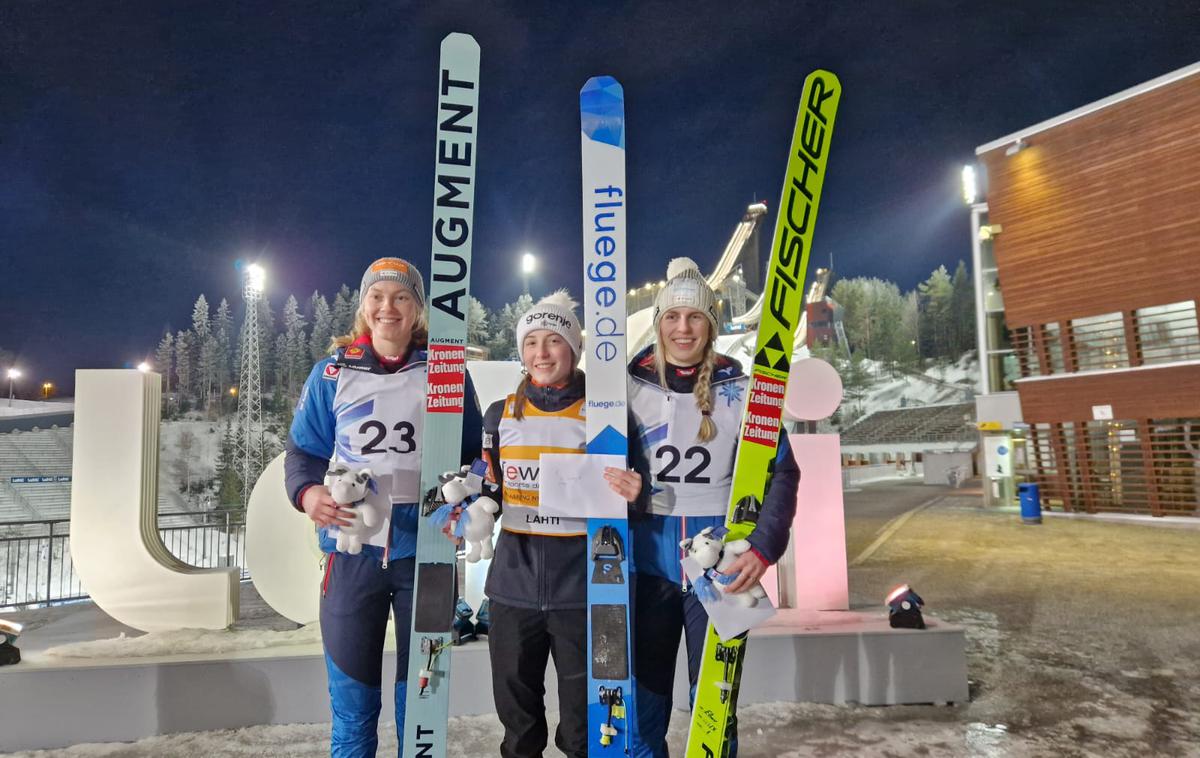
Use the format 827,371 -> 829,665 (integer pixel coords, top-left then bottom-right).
320,552 -> 415,758
632,573 -> 740,758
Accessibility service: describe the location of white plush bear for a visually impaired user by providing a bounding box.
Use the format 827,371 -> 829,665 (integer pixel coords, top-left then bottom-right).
438,465 -> 499,564
680,526 -> 768,608
324,463 -> 377,555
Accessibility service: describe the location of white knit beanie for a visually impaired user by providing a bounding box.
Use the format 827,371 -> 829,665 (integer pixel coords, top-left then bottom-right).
515,290 -> 583,364
653,257 -> 718,333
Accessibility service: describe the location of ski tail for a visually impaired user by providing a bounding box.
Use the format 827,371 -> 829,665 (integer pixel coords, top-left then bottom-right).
402,32 -> 480,758
685,69 -> 841,758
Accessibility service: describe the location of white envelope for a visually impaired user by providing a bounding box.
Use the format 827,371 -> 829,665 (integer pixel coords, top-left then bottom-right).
537,453 -> 627,519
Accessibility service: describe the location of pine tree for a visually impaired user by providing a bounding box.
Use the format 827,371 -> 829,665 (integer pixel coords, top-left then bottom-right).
258,297 -> 277,397
332,284 -> 356,338
309,291 -> 333,360
488,294 -> 532,360
155,332 -> 175,398
274,332 -> 289,397
175,329 -> 194,406
467,296 -> 490,351
282,294 -> 308,400
950,260 -> 975,355
919,265 -> 954,360
213,298 -> 234,405
215,420 -> 243,511
190,295 -> 216,407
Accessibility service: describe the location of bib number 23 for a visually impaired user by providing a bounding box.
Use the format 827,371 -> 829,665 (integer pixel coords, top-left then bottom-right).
359,420 -> 417,455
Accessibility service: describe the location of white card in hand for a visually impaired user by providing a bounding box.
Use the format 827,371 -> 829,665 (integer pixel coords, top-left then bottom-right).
537,453 -> 626,519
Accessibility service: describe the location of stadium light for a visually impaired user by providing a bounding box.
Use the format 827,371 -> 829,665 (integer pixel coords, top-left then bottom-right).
6,368 -> 20,407
521,252 -> 536,296
961,165 -> 978,205
245,263 -> 266,294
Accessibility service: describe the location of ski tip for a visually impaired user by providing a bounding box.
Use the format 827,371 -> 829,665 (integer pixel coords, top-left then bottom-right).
804,69 -> 841,96
441,32 -> 480,54
581,75 -> 623,96
580,76 -> 625,149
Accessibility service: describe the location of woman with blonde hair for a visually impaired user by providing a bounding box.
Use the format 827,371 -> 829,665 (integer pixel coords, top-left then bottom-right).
286,256 -> 483,757
627,258 -> 799,758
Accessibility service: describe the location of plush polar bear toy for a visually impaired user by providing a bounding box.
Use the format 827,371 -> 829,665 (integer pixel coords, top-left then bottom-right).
436,463 -> 499,564
324,463 -> 377,555
680,526 -> 768,608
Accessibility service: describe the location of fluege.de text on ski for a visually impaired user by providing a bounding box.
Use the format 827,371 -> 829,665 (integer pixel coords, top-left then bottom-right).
586,184 -> 625,365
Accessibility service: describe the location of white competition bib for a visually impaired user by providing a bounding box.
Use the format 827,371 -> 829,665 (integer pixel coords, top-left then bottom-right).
497,394 -> 588,536
630,375 -> 745,517
330,366 -> 426,503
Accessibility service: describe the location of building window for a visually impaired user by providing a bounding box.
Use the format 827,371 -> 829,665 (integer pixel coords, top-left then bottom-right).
1043,322 -> 1066,374
1136,300 -> 1199,364
1071,312 -> 1127,371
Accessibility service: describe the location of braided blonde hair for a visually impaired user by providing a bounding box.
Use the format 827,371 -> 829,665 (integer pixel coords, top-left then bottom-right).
654,334 -> 718,443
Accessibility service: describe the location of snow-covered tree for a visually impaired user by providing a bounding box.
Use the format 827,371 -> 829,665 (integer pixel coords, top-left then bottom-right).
308,291 -> 333,360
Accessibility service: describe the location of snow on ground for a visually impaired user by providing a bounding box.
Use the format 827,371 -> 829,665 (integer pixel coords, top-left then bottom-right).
155,418 -> 223,512
43,623 -> 321,659
844,352 -> 978,423
0,399 -> 74,418
0,702 -> 1111,757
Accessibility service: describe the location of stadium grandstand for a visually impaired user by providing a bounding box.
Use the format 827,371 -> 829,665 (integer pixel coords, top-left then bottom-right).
840,402 -> 978,469
0,425 -> 75,523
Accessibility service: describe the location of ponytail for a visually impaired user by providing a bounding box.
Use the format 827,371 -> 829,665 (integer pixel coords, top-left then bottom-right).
512,373 -> 532,421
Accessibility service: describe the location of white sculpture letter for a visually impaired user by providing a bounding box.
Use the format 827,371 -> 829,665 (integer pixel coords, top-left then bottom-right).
70,370 -> 238,631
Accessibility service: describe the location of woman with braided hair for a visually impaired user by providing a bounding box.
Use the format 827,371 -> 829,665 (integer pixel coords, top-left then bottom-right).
627,257 -> 799,758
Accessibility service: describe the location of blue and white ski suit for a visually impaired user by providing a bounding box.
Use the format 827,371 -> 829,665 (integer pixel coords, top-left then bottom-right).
626,344 -> 799,758
286,339 -> 482,758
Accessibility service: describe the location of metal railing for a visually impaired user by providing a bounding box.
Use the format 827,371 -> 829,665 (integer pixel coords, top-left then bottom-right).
1,511 -> 247,610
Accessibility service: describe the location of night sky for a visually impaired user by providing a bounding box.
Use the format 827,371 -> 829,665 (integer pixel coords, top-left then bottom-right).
2,1 -> 1197,393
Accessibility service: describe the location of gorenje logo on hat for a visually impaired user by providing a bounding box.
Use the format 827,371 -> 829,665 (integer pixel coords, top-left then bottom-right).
525,311 -> 574,329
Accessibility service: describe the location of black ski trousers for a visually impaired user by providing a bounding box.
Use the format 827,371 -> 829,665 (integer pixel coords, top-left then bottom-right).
488,600 -> 588,758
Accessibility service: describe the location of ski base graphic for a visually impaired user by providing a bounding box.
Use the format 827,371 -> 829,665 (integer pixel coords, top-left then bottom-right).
685,69 -> 840,758
580,74 -> 636,754
401,32 -> 479,758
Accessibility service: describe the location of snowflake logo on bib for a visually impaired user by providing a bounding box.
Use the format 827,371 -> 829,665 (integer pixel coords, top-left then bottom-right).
718,382 -> 744,407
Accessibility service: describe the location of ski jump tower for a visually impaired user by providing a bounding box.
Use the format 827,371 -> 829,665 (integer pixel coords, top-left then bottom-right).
235,264 -> 266,508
